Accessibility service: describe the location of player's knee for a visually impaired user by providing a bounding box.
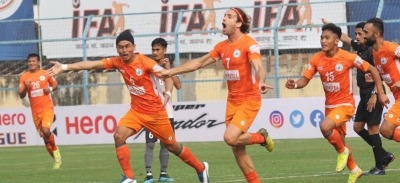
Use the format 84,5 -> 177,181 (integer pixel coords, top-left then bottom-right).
379,127 -> 391,139
223,136 -> 237,146
113,132 -> 126,144
146,142 -> 155,150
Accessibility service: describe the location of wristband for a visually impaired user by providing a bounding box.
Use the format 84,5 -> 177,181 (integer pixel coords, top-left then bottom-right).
165,91 -> 172,97
49,87 -> 53,92
61,64 -> 68,71
294,83 -> 298,89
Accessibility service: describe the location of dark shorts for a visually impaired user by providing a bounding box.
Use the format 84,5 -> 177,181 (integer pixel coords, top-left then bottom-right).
145,118 -> 175,143
354,87 -> 384,125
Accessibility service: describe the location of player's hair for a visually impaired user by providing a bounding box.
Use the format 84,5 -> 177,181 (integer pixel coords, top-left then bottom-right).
116,29 -> 134,45
27,53 -> 40,61
366,17 -> 384,35
355,22 -> 365,29
230,7 -> 251,34
322,23 -> 342,38
151,38 -> 167,48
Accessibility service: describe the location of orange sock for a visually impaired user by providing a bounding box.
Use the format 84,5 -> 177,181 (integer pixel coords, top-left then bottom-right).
326,129 -> 345,153
346,145 -> 357,170
116,145 -> 134,179
244,171 -> 260,183
392,128 -> 400,142
44,133 -> 57,158
248,133 -> 264,145
178,146 -> 205,173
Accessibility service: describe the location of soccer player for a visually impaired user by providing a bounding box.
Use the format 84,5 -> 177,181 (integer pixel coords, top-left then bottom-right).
322,18 -> 395,175
161,7 -> 274,183
18,53 -> 62,169
143,38 -> 181,183
46,30 -> 209,183
363,18 -> 400,158
285,23 -> 389,183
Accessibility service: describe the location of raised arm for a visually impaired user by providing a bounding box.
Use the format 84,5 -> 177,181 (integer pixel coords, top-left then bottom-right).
162,54 -> 216,77
321,18 -> 352,45
46,60 -> 104,76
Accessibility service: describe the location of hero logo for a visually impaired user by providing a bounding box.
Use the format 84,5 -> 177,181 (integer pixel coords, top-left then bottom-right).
269,110 -> 284,128
310,110 -> 324,127
65,115 -> 117,134
0,113 -> 26,126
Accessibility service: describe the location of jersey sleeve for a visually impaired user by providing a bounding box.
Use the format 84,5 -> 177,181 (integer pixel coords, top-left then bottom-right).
247,39 -> 262,62
48,75 -> 57,87
391,44 -> 400,59
102,57 -> 117,69
209,43 -> 221,60
303,55 -> 318,79
144,57 -> 164,77
352,54 -> 370,72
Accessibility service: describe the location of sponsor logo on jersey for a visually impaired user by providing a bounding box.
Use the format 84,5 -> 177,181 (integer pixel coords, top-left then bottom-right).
322,82 -> 340,92
249,45 -> 260,54
224,70 -> 240,80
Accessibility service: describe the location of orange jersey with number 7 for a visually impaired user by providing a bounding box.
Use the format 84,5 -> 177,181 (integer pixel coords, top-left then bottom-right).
209,34 -> 262,102
303,49 -> 370,108
19,70 -> 56,114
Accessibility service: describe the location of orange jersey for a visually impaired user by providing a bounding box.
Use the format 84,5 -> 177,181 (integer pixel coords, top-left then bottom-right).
209,34 -> 262,102
303,49 -> 370,108
102,53 -> 165,114
19,70 -> 56,114
372,41 -> 400,99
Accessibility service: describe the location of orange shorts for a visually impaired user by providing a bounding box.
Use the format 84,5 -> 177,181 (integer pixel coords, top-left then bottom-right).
32,109 -> 55,130
119,108 -> 176,145
225,99 -> 261,132
325,105 -> 355,135
385,99 -> 400,126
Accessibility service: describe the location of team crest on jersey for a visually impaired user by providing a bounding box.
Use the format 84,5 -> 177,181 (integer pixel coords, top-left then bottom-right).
39,75 -> 45,81
233,49 -> 241,58
381,58 -> 387,64
335,64 -> 343,71
135,68 -> 143,76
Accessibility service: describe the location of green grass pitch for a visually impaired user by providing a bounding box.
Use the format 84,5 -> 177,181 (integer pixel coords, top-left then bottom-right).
0,137 -> 399,183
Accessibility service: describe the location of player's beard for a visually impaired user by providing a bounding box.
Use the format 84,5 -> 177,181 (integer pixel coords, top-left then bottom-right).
365,38 -> 376,47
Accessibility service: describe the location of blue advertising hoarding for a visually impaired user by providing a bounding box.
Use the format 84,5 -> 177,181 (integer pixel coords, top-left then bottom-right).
0,0 -> 37,61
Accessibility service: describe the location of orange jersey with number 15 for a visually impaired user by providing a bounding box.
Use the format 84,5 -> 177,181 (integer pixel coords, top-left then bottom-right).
303,49 -> 370,108
372,41 -> 400,100
19,70 -> 56,114
209,34 -> 262,102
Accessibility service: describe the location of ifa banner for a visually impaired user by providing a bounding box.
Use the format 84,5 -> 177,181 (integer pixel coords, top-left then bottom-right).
1,96 -> 392,147
0,0 -> 37,61
39,0 -> 347,58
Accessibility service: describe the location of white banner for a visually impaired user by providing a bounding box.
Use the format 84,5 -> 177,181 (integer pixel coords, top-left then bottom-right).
39,0 -> 347,58
1,96 -> 392,147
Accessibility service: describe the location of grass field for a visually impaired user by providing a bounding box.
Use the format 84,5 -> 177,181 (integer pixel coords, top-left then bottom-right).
0,137 -> 399,183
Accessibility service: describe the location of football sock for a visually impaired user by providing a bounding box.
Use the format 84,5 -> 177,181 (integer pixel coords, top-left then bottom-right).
356,129 -> 373,146
160,142 -> 170,172
244,171 -> 260,183
248,133 -> 265,145
177,146 -> 205,173
116,145 -> 134,179
145,142 -> 155,172
326,129 -> 345,153
346,145 -> 357,170
392,128 -> 400,142
44,133 -> 57,158
370,134 -> 384,169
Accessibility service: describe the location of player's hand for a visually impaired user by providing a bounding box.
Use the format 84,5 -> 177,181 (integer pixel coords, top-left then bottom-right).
367,94 -> 377,112
46,61 -> 63,76
259,83 -> 273,94
162,58 -> 171,69
321,18 -> 331,25
43,87 -> 51,95
285,79 -> 297,89
378,93 -> 390,109
390,80 -> 400,92
163,91 -> 171,106
364,73 -> 373,83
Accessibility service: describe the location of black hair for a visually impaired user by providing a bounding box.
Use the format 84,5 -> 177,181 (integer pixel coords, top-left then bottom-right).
366,17 -> 384,35
151,38 -> 167,48
355,22 -> 365,29
322,23 -> 342,38
27,53 -> 40,61
116,29 -> 134,45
